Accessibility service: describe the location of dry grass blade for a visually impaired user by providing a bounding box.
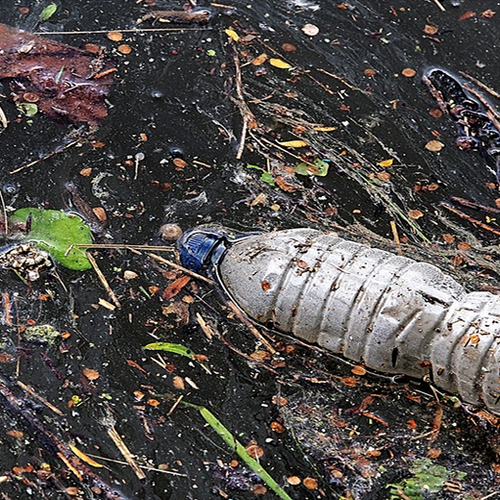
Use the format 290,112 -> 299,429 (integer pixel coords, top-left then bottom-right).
107,425 -> 146,480
17,381 -> 64,416
86,252 -> 121,309
147,252 -> 214,285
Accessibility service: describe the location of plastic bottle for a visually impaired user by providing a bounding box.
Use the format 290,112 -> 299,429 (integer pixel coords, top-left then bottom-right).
177,227 -> 500,416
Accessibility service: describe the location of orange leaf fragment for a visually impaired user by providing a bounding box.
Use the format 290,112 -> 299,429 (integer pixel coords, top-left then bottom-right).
269,58 -> 292,69
425,139 -> 444,152
303,477 -> 319,490
408,209 -> 424,220
79,167 -> 92,177
282,43 -> 296,52
252,53 -> 268,66
457,241 -> 471,251
364,68 -> 377,77
442,233 -> 455,244
118,44 -> 132,54
458,11 -> 476,21
377,171 -> 391,181
287,476 -> 301,485
402,68 -> 416,77
351,364 -> 366,376
173,158 -> 188,168
407,419 -> 417,430
424,24 -> 439,35
245,440 -> 264,458
270,421 -> 285,433
341,376 -> 357,387
107,31 -> 123,42
481,9 -> 496,18
83,367 -> 100,381
261,280 -> 271,291
163,275 -> 191,300
147,399 -> 160,407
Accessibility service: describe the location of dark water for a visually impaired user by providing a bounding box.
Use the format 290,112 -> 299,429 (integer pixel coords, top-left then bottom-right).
1,0 -> 500,499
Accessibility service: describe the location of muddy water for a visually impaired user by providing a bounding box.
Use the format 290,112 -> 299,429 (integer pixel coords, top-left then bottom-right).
1,0 -> 500,499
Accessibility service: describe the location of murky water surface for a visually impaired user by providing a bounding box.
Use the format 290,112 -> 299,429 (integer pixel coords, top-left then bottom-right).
1,1 -> 500,499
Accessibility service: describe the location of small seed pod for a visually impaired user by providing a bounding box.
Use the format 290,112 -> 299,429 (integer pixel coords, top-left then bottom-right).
159,223 -> 183,242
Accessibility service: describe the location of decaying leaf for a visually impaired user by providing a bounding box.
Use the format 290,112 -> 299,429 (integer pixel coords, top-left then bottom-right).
225,28 -> 240,41
425,139 -> 444,152
377,158 -> 393,167
0,23 -> 115,126
163,275 -> 191,300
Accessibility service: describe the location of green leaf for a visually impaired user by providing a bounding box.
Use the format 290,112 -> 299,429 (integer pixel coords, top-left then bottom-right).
39,3 -> 58,21
295,159 -> 330,177
191,404 -> 295,500
10,209 -> 92,270
144,342 -> 195,359
17,103 -> 38,117
247,164 -> 275,186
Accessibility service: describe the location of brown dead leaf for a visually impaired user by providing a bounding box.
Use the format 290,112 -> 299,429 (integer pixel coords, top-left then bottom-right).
287,476 -> 301,485
118,44 -> 132,54
408,209 -> 424,219
429,108 -> 443,118
282,43 -> 296,52
0,22 -> 115,126
442,233 -> 455,244
424,24 -> 439,35
261,280 -> 271,291
364,68 -> 377,77
163,275 -> 191,300
173,158 -> 188,168
376,171 -> 391,181
270,421 -> 285,433
457,241 -> 471,251
341,376 -> 357,387
425,139 -> 444,152
275,176 -> 296,192
83,367 -> 100,381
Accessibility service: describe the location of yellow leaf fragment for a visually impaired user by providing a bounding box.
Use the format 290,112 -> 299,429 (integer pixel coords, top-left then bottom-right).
377,158 -> 394,167
278,140 -> 309,148
269,58 -> 292,69
69,444 -> 103,468
252,53 -> 268,66
224,28 -> 240,41
312,126 -> 337,131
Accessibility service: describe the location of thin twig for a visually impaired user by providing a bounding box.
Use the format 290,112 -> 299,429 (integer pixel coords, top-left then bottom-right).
85,453 -> 187,476
17,381 -> 64,416
107,425 -> 146,481
459,71 -> 500,100
10,140 -> 81,175
75,243 -> 174,251
431,0 -> 446,11
316,68 -> 362,92
226,300 -> 276,354
34,27 -> 211,35
462,85 -> 500,131
147,252 -> 214,285
450,196 -> 500,214
441,203 -> 500,237
86,252 -> 122,309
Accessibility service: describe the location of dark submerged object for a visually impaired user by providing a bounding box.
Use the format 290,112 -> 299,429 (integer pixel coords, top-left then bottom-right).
178,226 -> 500,416
423,68 -> 500,179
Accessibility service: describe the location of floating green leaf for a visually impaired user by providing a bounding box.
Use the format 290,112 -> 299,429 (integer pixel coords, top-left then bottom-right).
187,403 -> 294,500
144,342 -> 196,359
39,3 -> 58,21
17,103 -> 38,117
10,209 -> 92,270
295,159 -> 329,177
388,458 -> 466,500
247,164 -> 275,186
